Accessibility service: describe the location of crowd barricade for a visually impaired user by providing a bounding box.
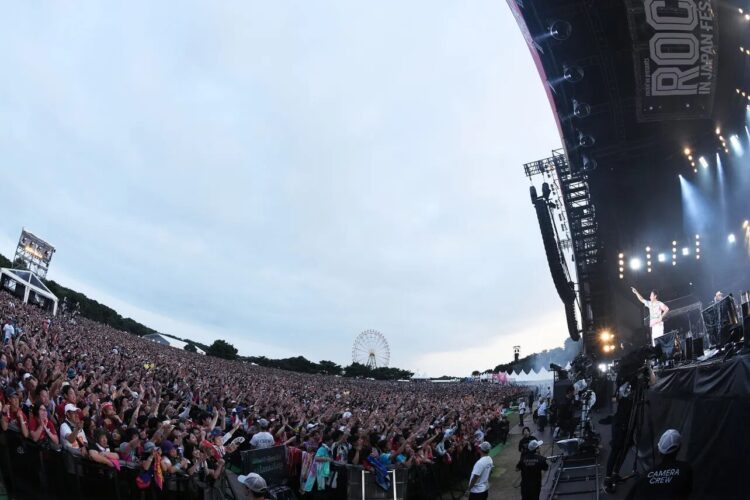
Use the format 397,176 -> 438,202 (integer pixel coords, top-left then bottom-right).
0,431 -> 229,500
0,434 -> 487,500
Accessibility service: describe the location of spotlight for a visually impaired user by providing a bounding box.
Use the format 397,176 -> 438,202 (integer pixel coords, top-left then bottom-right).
728,233 -> 737,243
696,247 -> 700,253
716,127 -> 721,135
688,155 -> 693,161
572,99 -> 591,118
598,363 -> 607,372
581,154 -> 597,171
619,273 -> 624,279
730,135 -> 743,154
696,255 -> 700,260
743,220 -> 749,228
746,13 -> 750,20
645,246 -> 651,252
695,234 -> 700,239
672,261 -> 677,266
699,156 -> 708,168
618,252 -> 624,259
599,331 -> 611,341
629,258 -> 642,270
577,130 -> 595,147
548,20 -> 572,41
658,253 -> 667,262
682,247 -> 690,256
672,240 -> 677,245
683,148 -> 691,156
563,65 -> 584,83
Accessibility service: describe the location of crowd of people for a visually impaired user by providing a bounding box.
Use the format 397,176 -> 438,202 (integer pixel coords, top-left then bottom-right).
0,290 -> 528,498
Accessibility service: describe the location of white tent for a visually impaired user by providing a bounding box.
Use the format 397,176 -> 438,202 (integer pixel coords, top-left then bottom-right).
512,367 -> 555,383
0,268 -> 58,315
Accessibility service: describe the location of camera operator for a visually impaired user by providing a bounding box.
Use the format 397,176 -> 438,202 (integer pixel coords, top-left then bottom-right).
625,429 -> 692,500
604,355 -> 656,493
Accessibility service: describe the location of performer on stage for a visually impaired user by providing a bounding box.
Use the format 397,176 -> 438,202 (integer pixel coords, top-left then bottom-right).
631,288 -> 669,342
714,291 -> 724,303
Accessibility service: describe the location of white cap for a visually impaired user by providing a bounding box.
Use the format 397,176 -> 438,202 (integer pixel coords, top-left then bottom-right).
64,403 -> 78,414
342,411 -> 352,419
527,440 -> 543,451
479,441 -> 492,452
238,472 -> 268,493
657,429 -> 681,454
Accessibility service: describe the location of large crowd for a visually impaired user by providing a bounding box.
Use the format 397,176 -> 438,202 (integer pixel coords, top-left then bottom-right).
0,290 -> 527,498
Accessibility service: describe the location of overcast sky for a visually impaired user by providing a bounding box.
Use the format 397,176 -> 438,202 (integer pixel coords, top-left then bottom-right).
0,1 -> 565,376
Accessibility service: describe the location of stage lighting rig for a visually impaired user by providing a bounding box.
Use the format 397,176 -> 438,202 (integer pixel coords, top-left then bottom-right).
577,130 -> 595,147
13,229 -> 55,278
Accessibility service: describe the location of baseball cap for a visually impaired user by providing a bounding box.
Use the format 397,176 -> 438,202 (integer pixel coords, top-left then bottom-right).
66,368 -> 76,380
22,373 -> 34,381
64,403 -> 78,414
143,441 -> 156,453
161,440 -> 175,453
527,440 -> 543,451
238,472 -> 268,493
258,418 -> 269,429
342,411 -> 352,419
4,387 -> 17,398
657,429 -> 681,454
479,441 -> 492,452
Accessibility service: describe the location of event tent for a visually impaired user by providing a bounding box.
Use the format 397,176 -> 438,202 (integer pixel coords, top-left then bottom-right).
0,268 -> 58,315
144,333 -> 206,355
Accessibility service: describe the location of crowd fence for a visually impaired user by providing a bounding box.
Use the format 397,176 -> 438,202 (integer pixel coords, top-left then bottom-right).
0,431 -> 484,500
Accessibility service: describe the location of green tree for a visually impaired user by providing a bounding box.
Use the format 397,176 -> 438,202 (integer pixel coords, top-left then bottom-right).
184,343 -> 197,353
206,339 -> 238,360
471,370 -> 481,377
319,360 -> 342,375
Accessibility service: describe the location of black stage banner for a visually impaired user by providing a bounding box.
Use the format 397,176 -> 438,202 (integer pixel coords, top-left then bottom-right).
625,0 -> 718,122
638,354 -> 750,499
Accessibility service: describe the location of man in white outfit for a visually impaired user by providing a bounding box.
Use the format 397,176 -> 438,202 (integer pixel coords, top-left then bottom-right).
631,287 -> 669,344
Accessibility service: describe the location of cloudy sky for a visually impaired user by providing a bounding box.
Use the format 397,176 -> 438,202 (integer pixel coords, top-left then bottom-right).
0,1 -> 565,376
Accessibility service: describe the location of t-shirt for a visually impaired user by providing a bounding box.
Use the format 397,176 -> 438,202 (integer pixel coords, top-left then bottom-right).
625,458 -> 692,500
537,403 -> 547,417
29,416 -> 57,441
60,421 -> 88,450
516,453 -> 548,488
3,324 -> 14,342
249,431 -> 275,449
470,456 -> 493,493
642,299 -> 668,327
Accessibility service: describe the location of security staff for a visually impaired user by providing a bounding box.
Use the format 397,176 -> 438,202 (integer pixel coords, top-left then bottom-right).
516,440 -> 548,500
625,429 -> 692,500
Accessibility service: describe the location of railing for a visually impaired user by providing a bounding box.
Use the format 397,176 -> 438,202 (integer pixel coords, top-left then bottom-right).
0,430 -> 482,500
0,432 -> 227,500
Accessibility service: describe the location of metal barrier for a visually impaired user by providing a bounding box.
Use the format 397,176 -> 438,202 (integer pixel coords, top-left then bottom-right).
0,431 -> 480,500
0,432 -> 227,500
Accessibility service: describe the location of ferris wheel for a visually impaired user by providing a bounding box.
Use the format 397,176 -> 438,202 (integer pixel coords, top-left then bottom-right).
352,330 -> 390,369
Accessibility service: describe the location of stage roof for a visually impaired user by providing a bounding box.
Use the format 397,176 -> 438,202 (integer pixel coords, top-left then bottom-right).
511,0 -> 750,351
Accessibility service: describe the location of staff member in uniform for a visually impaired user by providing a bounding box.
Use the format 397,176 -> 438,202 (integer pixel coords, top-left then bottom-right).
625,429 -> 692,500
466,441 -> 493,499
516,440 -> 548,500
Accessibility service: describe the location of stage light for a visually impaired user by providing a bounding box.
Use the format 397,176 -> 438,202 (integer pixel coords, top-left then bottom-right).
572,99 -> 591,118
548,20 -> 572,41
629,258 -> 642,270
599,331 -> 612,342
695,234 -> 700,239
608,344 -> 615,352
647,260 -> 652,266
577,130 -> 595,147
618,252 -> 624,259
619,267 -> 624,272
730,135 -> 743,155
672,261 -> 677,266
728,233 -> 737,243
618,259 -> 624,265
699,156 -> 708,168
598,363 -> 607,372
688,155 -> 693,161
645,246 -> 651,252
693,168 -> 697,173
741,8 -> 745,14
672,247 -> 677,253
684,148 -> 691,156
658,253 -> 667,262
647,268 -> 652,273
581,154 -> 597,172
696,255 -> 700,260
716,127 -> 721,135
619,273 -> 624,279
672,240 -> 677,245
563,65 -> 584,83
682,247 -> 689,256
744,220 -> 749,229
746,13 -> 750,20
696,247 -> 700,253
